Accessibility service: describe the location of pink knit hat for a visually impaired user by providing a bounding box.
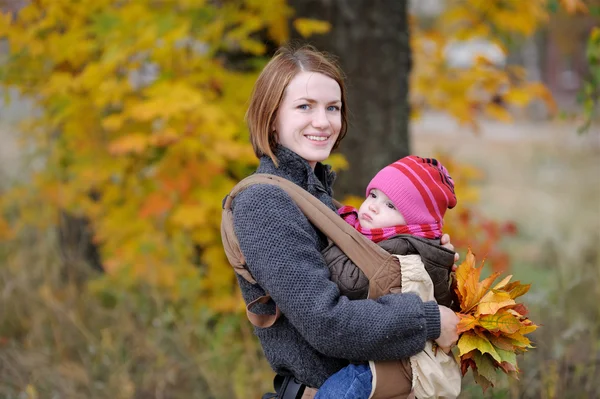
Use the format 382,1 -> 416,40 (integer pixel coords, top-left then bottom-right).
366,156 -> 457,225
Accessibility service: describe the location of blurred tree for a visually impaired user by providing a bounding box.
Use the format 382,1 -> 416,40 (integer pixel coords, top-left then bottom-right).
289,0 -> 412,197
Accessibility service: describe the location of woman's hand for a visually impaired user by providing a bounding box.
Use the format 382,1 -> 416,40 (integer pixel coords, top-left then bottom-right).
441,233 -> 459,271
435,305 -> 460,353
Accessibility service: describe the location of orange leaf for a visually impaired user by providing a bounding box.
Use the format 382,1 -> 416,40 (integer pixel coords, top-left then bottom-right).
457,313 -> 479,334
455,249 -> 476,303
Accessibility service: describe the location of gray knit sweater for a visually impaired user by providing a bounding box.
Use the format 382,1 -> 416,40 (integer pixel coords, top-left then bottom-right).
231,146 -> 441,388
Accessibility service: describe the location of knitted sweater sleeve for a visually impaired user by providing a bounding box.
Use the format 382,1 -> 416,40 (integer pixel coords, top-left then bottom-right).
232,184 -> 441,361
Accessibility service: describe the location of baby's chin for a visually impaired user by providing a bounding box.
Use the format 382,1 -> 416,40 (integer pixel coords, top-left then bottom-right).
358,220 -> 386,229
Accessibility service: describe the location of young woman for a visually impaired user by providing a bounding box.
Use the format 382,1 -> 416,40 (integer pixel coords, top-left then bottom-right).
229,45 -> 460,398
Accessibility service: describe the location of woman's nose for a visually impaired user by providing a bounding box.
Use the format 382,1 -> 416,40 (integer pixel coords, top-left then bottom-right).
369,203 -> 378,213
311,108 -> 329,128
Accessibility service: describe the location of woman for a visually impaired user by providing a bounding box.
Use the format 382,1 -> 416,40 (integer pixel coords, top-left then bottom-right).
230,45 -> 459,397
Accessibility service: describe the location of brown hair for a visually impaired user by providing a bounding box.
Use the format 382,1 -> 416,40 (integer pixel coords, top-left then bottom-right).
245,45 -> 348,166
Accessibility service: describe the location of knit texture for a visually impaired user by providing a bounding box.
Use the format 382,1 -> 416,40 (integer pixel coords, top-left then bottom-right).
230,145 -> 441,388
337,205 -> 443,240
366,156 -> 457,229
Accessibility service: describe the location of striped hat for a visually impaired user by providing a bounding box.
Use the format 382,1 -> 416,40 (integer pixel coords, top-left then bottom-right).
366,156 -> 457,225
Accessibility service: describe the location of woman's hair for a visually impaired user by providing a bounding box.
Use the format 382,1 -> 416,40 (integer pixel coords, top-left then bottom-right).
245,45 -> 348,165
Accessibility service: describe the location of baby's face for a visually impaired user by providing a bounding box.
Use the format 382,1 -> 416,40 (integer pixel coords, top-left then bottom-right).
357,188 -> 406,229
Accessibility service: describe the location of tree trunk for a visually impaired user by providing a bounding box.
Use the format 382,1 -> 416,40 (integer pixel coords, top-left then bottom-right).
289,0 -> 412,197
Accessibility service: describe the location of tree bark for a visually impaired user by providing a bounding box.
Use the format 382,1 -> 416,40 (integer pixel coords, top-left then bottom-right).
289,0 -> 412,197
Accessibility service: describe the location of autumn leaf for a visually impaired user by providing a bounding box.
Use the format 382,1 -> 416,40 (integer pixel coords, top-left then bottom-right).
455,249 -> 475,303
457,313 -> 479,334
471,350 -> 498,387
505,282 -> 532,299
487,333 -> 518,351
479,311 -> 523,334
476,290 -> 515,316
458,331 -> 501,363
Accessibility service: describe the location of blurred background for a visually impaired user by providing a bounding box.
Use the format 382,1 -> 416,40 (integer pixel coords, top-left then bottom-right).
0,0 -> 598,398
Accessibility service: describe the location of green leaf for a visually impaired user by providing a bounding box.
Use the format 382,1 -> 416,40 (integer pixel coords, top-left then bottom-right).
458,331 -> 502,363
473,350 -> 498,386
472,367 -> 493,391
495,347 -> 518,367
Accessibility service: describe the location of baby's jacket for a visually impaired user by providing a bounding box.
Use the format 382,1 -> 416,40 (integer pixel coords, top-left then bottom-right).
322,234 -> 459,309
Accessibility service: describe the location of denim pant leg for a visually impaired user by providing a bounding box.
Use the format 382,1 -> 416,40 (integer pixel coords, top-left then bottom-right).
315,363 -> 372,399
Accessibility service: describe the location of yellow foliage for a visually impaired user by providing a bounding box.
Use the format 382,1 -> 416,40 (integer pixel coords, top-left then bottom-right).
0,0 -> 295,312
293,18 -> 332,38
411,0 -> 558,129
0,0 -> 580,323
0,216 -> 13,240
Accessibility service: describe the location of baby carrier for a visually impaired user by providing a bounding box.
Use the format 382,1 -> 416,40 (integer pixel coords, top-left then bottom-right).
221,174 -> 441,399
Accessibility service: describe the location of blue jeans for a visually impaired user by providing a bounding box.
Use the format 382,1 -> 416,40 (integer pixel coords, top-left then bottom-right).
315,363 -> 372,399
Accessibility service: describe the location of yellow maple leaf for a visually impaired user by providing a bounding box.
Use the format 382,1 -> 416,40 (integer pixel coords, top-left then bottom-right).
476,290 -> 516,316
458,331 -> 502,363
479,311 -> 522,334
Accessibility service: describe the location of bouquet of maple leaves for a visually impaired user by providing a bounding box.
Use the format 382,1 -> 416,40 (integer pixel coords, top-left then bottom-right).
453,249 -> 538,391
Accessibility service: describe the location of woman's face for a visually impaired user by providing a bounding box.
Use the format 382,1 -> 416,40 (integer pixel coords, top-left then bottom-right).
274,71 -> 342,168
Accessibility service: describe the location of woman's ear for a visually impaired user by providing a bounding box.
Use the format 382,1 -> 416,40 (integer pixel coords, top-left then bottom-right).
271,118 -> 278,141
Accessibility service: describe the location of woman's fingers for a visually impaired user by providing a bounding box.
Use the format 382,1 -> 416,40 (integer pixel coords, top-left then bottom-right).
441,233 -> 460,268
440,233 -> 454,252
435,305 -> 460,350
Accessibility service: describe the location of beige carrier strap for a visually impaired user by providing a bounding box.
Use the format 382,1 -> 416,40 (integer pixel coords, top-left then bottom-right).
221,174 -> 398,327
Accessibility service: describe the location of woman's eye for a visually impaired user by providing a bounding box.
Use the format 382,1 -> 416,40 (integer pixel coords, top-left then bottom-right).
370,192 -> 377,198
327,105 -> 340,112
298,104 -> 310,110
387,203 -> 395,209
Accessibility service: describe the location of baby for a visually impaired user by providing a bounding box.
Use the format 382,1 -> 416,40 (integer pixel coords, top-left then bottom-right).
317,156 -> 462,399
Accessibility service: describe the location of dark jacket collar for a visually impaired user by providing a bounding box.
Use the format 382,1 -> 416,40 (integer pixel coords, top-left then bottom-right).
256,145 -> 336,195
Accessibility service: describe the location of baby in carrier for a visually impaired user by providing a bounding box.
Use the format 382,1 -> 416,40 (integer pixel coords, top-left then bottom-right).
317,156 -> 462,399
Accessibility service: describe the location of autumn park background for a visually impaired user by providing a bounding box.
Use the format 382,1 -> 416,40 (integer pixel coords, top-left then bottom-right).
0,0 -> 598,398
